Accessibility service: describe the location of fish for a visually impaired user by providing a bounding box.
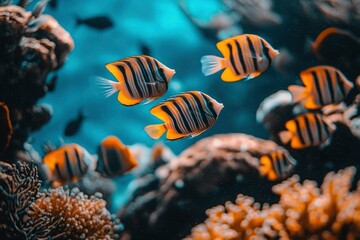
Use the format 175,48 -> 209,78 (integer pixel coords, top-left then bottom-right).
76,15 -> 114,30
96,136 -> 138,177
48,0 -> 57,9
279,112 -> 336,149
98,55 -> 176,106
139,42 -> 151,56
259,149 -> 296,181
311,28 -> 360,61
42,144 -> 95,187
64,109 -> 85,137
145,91 -> 224,140
0,102 -> 12,155
201,34 -> 279,82
288,65 -> 354,109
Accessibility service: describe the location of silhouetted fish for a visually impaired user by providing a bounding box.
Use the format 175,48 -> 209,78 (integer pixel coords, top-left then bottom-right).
140,42 -> 151,56
0,102 -> 12,154
47,74 -> 58,92
76,15 -> 114,30
64,110 -> 85,136
48,0 -> 57,9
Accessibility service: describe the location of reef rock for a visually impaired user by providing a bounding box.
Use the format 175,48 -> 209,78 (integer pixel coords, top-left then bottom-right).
120,134 -> 291,240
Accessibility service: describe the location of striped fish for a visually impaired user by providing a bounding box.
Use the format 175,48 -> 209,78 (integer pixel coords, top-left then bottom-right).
288,65 -> 354,109
96,136 -> 138,177
259,149 -> 296,181
98,55 -> 175,106
145,91 -> 224,140
42,144 -> 94,187
201,34 -> 279,82
279,112 -> 336,149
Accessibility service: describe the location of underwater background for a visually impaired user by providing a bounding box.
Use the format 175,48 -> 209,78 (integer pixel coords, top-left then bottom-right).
1,0 -> 360,239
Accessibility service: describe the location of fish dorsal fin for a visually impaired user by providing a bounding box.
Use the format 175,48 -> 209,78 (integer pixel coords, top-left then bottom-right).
150,104 -> 171,122
117,91 -> 142,106
105,62 -> 125,84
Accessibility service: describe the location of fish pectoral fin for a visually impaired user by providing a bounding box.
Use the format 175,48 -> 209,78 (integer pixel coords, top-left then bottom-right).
242,72 -> 262,81
166,129 -> 188,141
118,91 -> 142,106
221,67 -> 243,82
142,97 -> 157,105
145,124 -> 166,140
190,130 -> 206,138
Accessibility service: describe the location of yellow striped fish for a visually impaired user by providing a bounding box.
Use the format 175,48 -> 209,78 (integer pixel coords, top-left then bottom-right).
42,144 -> 95,187
259,149 -> 296,181
201,34 -> 279,82
288,65 -> 354,109
145,91 -> 224,140
98,55 -> 176,106
279,113 -> 336,149
96,136 -> 138,177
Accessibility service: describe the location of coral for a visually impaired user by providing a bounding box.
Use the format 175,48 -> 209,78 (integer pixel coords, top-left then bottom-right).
0,1 -> 74,162
0,160 -> 41,239
26,187 -> 122,239
186,167 -> 360,240
120,134 -> 292,240
0,161 -> 122,239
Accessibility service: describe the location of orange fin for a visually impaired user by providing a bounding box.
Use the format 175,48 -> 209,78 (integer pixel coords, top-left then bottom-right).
150,105 -> 171,122
145,124 -> 166,140
259,155 -> 271,176
304,96 -> 321,110
105,62 -> 125,84
279,130 -> 291,144
118,91 -> 142,106
166,129 -> 188,141
221,67 -> 242,82
288,85 -> 307,102
122,148 -> 138,172
300,69 -> 316,87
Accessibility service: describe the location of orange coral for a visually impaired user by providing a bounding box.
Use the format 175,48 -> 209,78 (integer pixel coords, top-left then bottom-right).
186,167 -> 360,240
27,187 -> 122,239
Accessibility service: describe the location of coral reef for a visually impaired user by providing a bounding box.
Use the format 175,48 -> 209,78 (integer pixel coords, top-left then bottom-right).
186,167 -> 360,240
0,161 -> 121,239
120,134 -> 292,240
0,1 -> 74,162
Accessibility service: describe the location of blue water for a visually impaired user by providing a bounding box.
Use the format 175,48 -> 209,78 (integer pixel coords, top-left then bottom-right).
31,0 -> 284,210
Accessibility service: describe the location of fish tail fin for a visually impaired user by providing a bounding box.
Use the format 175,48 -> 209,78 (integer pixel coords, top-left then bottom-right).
288,85 -> 307,103
145,124 -> 166,140
279,130 -> 291,144
200,55 -> 225,76
95,76 -> 120,98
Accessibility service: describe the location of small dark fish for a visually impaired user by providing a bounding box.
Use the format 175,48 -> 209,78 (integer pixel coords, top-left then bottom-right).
64,110 -> 85,137
48,0 -> 57,9
140,42 -> 151,56
47,74 -> 58,92
0,102 -> 12,154
76,15 -> 114,30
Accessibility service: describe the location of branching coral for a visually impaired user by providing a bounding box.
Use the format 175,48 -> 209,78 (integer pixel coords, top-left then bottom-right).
26,187 -> 122,239
0,161 -> 122,239
186,167 -> 360,240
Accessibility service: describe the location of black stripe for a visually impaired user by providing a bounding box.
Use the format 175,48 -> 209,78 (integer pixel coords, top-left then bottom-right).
145,57 -> 158,82
124,61 -> 144,98
201,93 -> 217,118
335,71 -> 346,96
312,71 -> 324,105
135,57 -> 153,96
246,36 -> 259,71
117,64 -> 134,97
227,43 -> 240,75
304,115 -> 314,145
188,92 -> 210,127
154,59 -> 168,90
274,153 -> 282,177
179,96 -> 200,130
64,151 -> 74,179
74,148 -> 84,175
234,40 -> 247,73
325,69 -> 335,103
161,105 -> 183,133
260,39 -> 271,63
101,146 -> 111,177
314,114 -> 323,142
105,148 -> 123,176
170,100 -> 192,133
294,119 -> 305,145
55,163 -> 64,181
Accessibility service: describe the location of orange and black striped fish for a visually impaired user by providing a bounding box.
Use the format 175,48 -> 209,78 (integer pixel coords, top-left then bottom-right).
98,55 -> 175,106
259,149 -> 296,181
42,144 -> 95,187
96,136 -> 138,177
279,113 -> 335,149
201,34 -> 279,82
0,102 -> 12,155
288,65 -> 354,109
145,91 -> 224,140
